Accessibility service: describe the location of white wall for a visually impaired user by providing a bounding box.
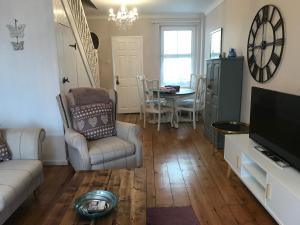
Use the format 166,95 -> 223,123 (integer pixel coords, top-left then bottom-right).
0,0 -> 67,164
87,15 -> 203,89
205,0 -> 300,123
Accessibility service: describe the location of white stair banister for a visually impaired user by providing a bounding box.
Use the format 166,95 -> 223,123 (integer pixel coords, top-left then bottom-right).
61,0 -> 99,87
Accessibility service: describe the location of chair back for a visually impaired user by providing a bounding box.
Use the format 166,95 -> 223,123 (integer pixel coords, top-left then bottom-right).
56,88 -> 117,130
195,76 -> 206,110
144,79 -> 160,102
136,75 -> 146,106
190,74 -> 201,90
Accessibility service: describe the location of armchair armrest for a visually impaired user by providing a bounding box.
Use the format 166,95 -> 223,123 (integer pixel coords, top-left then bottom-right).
64,128 -> 90,169
4,128 -> 45,160
116,121 -> 142,167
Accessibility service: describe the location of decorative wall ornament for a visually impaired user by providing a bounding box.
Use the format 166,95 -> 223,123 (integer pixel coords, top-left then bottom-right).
6,19 -> 26,51
247,5 -> 285,83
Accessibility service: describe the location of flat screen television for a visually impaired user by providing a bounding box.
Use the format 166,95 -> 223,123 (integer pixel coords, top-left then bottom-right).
249,87 -> 300,171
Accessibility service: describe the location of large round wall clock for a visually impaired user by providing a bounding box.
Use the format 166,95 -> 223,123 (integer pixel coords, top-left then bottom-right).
247,5 -> 285,83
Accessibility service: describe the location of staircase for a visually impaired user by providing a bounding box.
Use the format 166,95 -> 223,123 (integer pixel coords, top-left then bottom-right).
61,0 -> 99,87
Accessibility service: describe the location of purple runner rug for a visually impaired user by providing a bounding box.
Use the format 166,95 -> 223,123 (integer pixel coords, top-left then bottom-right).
147,206 -> 200,225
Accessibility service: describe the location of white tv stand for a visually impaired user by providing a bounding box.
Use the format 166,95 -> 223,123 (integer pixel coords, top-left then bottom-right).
224,134 -> 300,225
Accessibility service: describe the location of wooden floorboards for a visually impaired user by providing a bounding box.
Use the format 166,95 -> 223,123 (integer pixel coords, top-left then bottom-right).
4,114 -> 278,225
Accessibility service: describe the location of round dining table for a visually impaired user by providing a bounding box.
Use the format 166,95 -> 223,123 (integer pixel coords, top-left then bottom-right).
158,87 -> 195,128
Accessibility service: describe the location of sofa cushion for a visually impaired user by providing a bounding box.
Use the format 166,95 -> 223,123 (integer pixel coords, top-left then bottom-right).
70,102 -> 116,140
0,160 -> 43,179
88,136 -> 135,165
0,133 -> 11,162
0,160 -> 42,211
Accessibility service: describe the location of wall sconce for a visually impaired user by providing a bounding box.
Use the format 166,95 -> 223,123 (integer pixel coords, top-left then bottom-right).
6,19 -> 26,51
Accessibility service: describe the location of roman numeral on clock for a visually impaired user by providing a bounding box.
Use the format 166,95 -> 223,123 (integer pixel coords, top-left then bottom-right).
275,38 -> 284,46
265,65 -> 272,80
274,18 -> 283,31
270,6 -> 276,23
252,64 -> 259,78
255,15 -> 262,27
259,68 -> 264,82
271,53 -> 281,66
248,43 -> 254,50
248,54 -> 255,67
251,29 -> 256,37
262,6 -> 269,22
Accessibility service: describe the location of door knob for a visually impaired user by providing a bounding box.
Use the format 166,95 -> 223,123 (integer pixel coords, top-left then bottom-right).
116,76 -> 120,85
69,43 -> 77,50
62,77 -> 70,84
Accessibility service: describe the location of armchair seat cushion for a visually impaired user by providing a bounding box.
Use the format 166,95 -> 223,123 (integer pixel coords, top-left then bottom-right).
88,137 -> 135,165
0,160 -> 42,211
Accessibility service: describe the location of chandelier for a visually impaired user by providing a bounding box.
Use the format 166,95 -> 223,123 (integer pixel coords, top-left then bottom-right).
108,4 -> 138,30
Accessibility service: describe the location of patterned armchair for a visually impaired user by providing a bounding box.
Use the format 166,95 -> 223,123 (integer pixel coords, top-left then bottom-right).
56,88 -> 142,171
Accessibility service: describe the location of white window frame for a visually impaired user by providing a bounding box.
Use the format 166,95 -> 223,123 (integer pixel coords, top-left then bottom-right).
160,26 -> 197,86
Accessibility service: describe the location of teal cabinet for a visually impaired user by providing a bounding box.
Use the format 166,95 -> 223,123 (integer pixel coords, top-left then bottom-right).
204,57 -> 244,149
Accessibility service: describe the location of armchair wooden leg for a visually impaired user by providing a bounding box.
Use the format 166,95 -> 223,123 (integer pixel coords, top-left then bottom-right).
34,188 -> 40,200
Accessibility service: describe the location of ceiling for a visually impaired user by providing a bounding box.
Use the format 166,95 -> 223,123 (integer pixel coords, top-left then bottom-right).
83,0 -> 222,16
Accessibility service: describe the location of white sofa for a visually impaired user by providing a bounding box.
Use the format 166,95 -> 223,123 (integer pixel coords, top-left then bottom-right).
0,128 -> 45,225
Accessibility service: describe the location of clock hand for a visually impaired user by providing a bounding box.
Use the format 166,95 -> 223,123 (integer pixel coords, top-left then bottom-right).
265,40 -> 283,47
260,20 -> 266,67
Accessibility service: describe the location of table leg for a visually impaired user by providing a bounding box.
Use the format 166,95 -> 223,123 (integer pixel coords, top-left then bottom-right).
172,99 -> 179,128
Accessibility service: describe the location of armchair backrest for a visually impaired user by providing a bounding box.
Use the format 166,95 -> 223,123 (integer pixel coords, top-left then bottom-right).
56,88 -> 117,130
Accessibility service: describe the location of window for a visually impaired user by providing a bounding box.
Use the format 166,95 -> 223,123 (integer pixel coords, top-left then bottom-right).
160,27 -> 196,87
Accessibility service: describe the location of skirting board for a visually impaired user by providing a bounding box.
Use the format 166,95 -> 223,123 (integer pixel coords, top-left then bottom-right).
43,160 -> 69,166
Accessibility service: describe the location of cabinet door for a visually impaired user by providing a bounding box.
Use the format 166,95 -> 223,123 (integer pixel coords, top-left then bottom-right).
224,136 -> 241,175
212,62 -> 220,96
211,103 -> 222,146
204,100 -> 213,140
266,175 -> 300,225
206,61 -> 213,93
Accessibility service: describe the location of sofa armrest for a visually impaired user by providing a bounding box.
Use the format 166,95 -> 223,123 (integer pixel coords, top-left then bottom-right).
116,121 -> 142,167
64,128 -> 90,166
4,128 -> 45,160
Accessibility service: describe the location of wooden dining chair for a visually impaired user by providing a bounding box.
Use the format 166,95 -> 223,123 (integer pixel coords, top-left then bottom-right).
141,78 -> 173,131
136,75 -> 146,120
176,75 -> 206,129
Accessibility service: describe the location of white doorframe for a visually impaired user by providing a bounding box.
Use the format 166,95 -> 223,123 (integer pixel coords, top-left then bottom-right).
111,36 -> 143,113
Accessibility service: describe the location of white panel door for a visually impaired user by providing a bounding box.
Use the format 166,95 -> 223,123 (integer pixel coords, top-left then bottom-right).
112,36 -> 143,113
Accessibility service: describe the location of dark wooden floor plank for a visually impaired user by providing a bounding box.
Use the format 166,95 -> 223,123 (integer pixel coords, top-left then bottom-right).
4,114 -> 277,225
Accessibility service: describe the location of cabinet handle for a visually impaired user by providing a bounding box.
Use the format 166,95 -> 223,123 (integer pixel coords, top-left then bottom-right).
265,184 -> 272,199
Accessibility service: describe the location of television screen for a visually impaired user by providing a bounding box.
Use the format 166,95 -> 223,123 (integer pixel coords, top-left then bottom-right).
250,87 -> 300,171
